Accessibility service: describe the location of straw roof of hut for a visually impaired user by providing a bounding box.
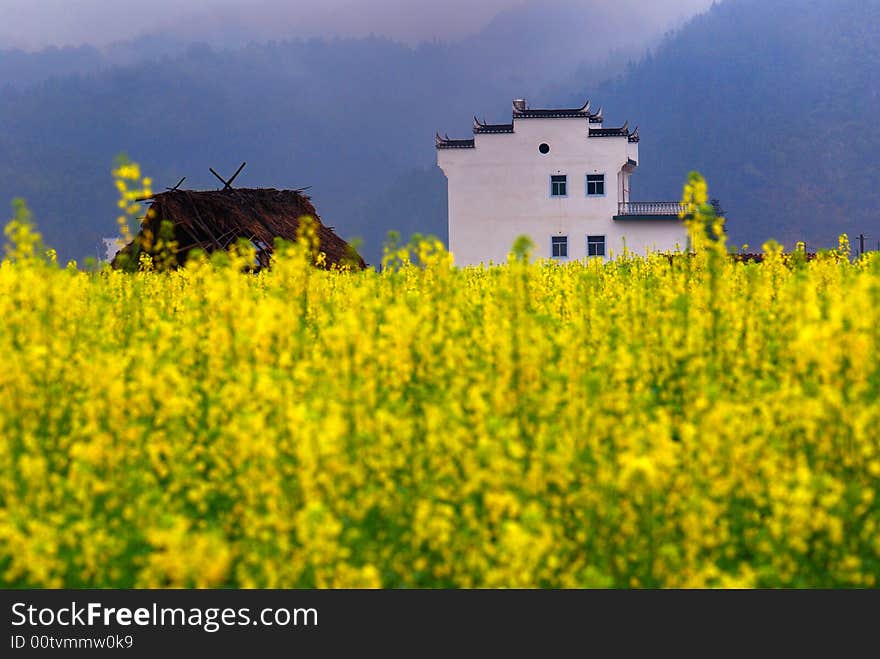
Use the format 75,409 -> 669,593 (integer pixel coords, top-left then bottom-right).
112,188 -> 365,270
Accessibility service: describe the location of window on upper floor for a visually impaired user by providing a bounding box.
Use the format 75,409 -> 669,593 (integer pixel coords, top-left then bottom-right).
586,174 -> 606,196
587,235 -> 606,257
551,236 -> 568,258
550,175 -> 567,197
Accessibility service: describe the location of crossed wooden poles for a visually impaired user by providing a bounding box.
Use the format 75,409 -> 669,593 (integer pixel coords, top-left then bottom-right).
209,162 -> 247,190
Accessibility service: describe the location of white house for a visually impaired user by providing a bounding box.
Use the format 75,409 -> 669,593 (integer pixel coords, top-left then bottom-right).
101,236 -> 125,263
436,98 -> 688,266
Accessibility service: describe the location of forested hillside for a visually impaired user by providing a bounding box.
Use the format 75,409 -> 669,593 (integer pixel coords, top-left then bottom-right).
1,0 -> 878,262
583,0 -> 880,251
1,0 -> 662,264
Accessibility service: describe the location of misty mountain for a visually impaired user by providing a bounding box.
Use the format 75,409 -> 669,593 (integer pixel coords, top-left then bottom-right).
1,0 -> 879,265
0,36 -> 204,90
572,0 -> 880,251
0,0 -> 711,53
0,45 -> 106,89
0,2 -> 650,264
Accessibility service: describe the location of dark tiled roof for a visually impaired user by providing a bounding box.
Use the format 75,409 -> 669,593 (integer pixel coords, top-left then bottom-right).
473,117 -> 514,134
436,99 -> 638,148
589,123 -> 640,142
435,133 -> 475,149
516,109 -> 591,118
512,98 -> 602,120
589,122 -> 629,137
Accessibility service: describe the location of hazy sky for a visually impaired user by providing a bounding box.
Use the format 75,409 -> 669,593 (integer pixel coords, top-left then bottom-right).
1,0 -> 715,50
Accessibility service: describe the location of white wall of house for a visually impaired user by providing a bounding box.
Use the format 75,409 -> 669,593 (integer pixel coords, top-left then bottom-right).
437,102 -> 688,266
102,237 -> 125,262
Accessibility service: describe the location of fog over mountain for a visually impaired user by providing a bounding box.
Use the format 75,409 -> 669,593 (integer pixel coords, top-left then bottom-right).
2,0 -> 876,265
2,0 -> 711,49
578,0 -> 880,253
0,0 -> 715,264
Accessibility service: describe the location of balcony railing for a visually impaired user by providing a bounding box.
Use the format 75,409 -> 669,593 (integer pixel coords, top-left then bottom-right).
617,201 -> 687,216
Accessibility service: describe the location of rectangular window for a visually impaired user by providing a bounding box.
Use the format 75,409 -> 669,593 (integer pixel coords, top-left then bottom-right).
587,235 -> 606,257
551,236 -> 568,258
586,174 -> 605,196
550,175 -> 567,197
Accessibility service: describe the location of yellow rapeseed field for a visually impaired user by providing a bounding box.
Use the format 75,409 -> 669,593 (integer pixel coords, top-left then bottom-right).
0,168 -> 878,588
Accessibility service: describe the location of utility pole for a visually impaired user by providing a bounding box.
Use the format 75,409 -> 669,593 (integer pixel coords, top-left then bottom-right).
859,233 -> 865,257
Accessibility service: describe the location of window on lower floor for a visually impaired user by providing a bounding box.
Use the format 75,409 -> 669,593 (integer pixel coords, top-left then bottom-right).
551,236 -> 568,258
587,235 -> 606,257
586,174 -> 605,196
550,175 -> 567,197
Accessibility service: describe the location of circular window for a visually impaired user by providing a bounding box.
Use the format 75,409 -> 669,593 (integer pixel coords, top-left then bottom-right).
539,143 -> 550,154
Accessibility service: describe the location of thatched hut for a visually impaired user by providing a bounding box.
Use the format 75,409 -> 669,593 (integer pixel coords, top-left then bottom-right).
112,188 -> 365,269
